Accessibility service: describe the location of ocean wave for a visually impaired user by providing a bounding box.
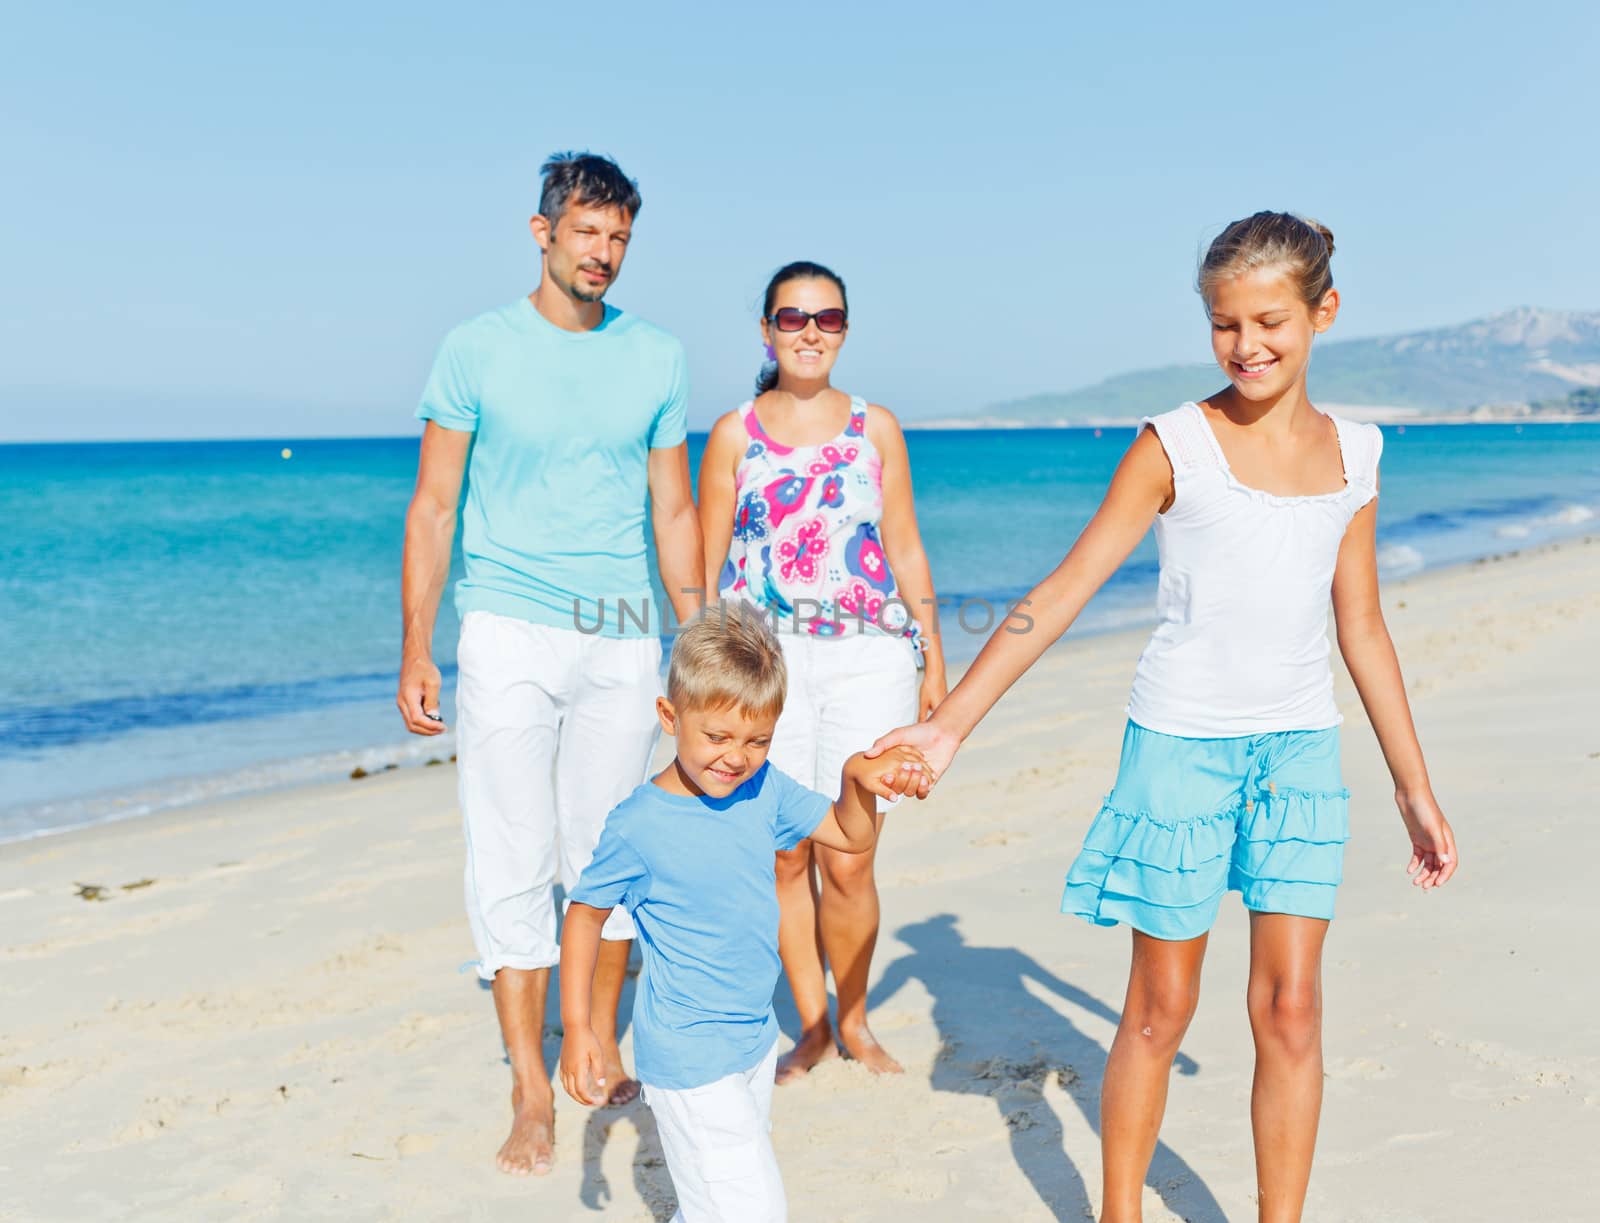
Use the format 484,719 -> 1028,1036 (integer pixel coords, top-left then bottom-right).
0,735 -> 458,845
1539,504 -> 1595,526
1381,493 -> 1556,537
0,664 -> 460,757
1384,495 -> 1597,560
1377,544 -> 1426,574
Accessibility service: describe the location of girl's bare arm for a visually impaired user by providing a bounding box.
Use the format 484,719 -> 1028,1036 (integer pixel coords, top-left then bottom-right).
874,428 -> 1173,775
1331,493 -> 1458,888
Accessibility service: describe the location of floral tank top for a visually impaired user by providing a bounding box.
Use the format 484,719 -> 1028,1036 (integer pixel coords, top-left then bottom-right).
719,396 -> 922,650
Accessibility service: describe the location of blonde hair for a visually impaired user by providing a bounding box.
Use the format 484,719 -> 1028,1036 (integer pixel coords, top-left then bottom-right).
667,604 -> 787,718
1198,211 -> 1335,312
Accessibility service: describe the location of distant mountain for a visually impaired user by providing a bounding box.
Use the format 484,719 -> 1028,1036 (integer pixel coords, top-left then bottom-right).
976,308 -> 1600,425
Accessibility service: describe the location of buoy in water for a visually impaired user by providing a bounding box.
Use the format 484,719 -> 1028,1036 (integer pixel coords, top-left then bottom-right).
281,448 -> 293,459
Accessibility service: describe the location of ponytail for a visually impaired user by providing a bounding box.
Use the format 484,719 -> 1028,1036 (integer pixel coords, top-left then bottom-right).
755,356 -> 780,396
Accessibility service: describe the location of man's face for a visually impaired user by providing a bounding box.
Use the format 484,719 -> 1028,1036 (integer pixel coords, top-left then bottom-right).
534,200 -> 633,303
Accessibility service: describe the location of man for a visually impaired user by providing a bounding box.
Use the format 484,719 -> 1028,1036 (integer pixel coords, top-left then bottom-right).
398,152 -> 703,1177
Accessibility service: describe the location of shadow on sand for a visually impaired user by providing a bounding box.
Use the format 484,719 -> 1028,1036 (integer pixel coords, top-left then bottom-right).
532,909 -> 677,1218
869,913 -> 1226,1222
565,909 -> 1224,1220
579,1103 -> 675,1221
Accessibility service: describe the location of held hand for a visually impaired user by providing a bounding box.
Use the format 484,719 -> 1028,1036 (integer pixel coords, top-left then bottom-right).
846,746 -> 930,802
866,718 -> 960,790
1396,790 -> 1458,890
397,654 -> 445,735
918,664 -> 948,721
558,1027 -> 609,1106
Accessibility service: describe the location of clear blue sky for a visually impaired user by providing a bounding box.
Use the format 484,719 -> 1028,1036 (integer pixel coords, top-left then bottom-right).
3,1 -> 1597,440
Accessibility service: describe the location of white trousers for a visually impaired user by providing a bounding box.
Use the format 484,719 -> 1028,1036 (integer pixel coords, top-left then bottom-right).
767,633 -> 920,806
644,1042 -> 785,1223
455,611 -> 661,979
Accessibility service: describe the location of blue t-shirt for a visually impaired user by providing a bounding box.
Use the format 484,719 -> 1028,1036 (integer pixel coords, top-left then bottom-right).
416,298 -> 689,637
569,763 -> 831,1090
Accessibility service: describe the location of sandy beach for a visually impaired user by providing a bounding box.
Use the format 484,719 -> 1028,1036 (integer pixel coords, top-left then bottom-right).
3,538 -> 1597,1222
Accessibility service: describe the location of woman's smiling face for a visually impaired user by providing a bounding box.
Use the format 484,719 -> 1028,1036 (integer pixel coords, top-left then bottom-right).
762,277 -> 848,386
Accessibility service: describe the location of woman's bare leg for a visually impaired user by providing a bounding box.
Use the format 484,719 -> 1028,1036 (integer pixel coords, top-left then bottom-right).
814,812 -> 901,1073
774,841 -> 836,1082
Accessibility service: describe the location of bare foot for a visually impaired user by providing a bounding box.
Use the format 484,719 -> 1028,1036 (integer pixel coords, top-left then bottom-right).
598,1041 -> 640,1106
839,1023 -> 903,1075
497,1083 -> 555,1176
604,1076 -> 640,1106
776,1024 -> 839,1084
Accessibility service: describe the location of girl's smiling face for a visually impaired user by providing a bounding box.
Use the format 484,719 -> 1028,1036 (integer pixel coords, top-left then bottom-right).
1207,266 -> 1338,402
761,277 -> 848,386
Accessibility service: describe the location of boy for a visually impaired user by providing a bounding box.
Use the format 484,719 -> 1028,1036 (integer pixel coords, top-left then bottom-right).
558,607 -> 928,1221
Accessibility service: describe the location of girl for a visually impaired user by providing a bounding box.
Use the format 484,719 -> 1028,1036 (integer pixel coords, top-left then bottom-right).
872,213 -> 1457,1221
698,260 -> 947,1081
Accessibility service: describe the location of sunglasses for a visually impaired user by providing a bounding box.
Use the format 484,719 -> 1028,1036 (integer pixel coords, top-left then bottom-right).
767,307 -> 847,333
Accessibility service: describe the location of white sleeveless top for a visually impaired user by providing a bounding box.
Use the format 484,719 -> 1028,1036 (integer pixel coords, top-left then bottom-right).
1126,402 -> 1383,739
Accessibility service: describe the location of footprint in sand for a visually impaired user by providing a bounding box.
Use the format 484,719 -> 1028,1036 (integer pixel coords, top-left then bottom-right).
214,1172 -> 285,1209
396,1133 -> 438,1157
1325,1056 -> 1392,1081
1386,1129 -> 1452,1146
970,830 -> 1028,848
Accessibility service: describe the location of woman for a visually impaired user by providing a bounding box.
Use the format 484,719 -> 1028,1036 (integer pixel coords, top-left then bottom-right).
699,260 -> 946,1080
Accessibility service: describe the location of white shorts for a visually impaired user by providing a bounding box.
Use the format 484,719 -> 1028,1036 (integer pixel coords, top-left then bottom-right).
643,1041 -> 784,1223
455,611 -> 661,979
767,633 -> 920,811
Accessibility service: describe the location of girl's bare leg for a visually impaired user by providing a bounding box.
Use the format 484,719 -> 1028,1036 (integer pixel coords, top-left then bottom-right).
774,841 -> 836,1081
1100,930 -> 1208,1223
1246,912 -> 1329,1223
814,812 -> 900,1073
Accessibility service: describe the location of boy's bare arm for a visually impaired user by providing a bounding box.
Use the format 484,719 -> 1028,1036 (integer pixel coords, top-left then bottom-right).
807,747 -> 928,854
558,903 -> 612,1105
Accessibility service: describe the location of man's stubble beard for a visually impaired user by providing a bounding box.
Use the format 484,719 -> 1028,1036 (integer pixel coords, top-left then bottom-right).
565,261 -> 614,305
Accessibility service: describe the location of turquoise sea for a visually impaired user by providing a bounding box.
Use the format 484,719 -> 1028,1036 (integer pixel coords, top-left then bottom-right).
3,422 -> 1598,842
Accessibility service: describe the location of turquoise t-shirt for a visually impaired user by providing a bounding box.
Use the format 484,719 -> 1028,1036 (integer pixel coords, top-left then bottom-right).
416,298 -> 689,636
569,764 -> 830,1090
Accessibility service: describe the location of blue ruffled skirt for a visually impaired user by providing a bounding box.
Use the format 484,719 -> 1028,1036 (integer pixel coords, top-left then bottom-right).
1062,721 -> 1349,940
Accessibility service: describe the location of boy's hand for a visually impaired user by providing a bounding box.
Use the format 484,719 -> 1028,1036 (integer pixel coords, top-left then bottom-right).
559,1027 -> 608,1106
846,745 -> 929,801
867,719 -> 958,791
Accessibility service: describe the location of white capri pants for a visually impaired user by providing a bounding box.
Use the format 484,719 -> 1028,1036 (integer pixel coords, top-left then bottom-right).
767,632 -> 920,810
644,1042 -> 784,1223
455,611 -> 661,979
